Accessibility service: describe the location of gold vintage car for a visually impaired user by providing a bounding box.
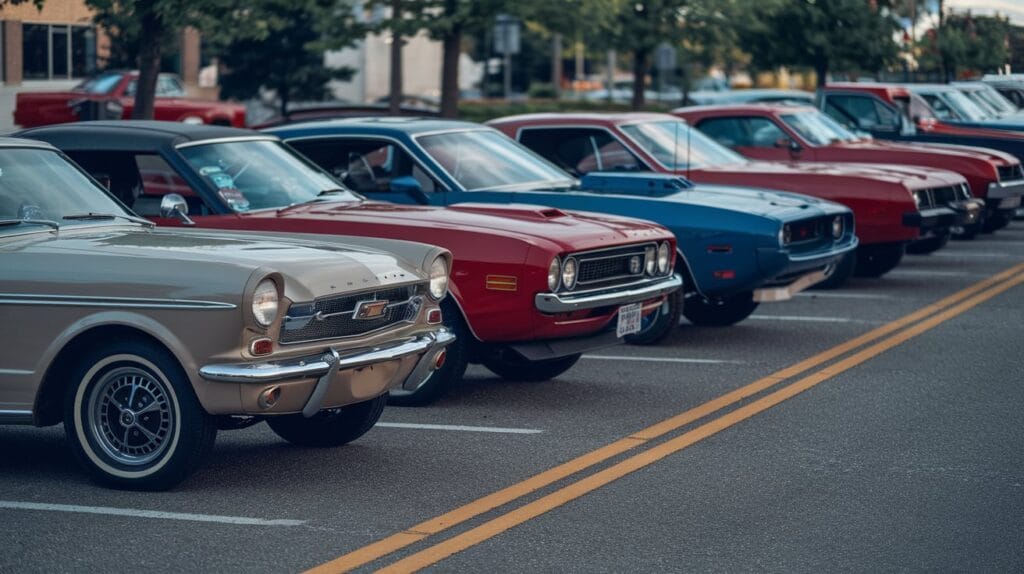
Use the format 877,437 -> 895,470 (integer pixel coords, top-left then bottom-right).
0,138 -> 453,490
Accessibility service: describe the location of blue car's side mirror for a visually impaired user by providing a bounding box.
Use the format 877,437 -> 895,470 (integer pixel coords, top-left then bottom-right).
389,175 -> 429,205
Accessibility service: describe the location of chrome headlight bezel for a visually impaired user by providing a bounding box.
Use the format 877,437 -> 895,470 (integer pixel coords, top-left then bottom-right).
657,242 -> 670,275
644,245 -> 657,276
779,224 -> 792,247
831,216 -> 844,239
251,278 -> 280,328
548,257 -> 561,291
428,256 -> 449,300
561,257 -> 578,291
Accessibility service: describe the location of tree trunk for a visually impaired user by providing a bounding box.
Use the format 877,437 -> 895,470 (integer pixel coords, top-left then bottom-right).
815,59 -> 828,88
279,84 -> 290,119
388,0 -> 404,115
132,9 -> 164,120
631,48 -> 648,110
550,33 -> 562,99
439,23 -> 461,118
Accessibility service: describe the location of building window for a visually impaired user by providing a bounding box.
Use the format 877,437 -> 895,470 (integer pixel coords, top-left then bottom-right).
23,23 -> 96,80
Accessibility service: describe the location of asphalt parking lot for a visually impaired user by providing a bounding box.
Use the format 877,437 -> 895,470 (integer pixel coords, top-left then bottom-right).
3,225 -> 1023,574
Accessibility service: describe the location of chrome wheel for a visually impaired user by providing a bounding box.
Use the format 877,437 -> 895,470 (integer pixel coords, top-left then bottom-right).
87,366 -> 175,467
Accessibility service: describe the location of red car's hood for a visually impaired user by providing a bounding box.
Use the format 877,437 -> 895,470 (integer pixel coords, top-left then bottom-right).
833,140 -> 1016,167
241,200 -> 671,253
695,160 -> 964,190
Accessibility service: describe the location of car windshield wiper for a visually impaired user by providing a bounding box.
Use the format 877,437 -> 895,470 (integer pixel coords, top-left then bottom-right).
62,212 -> 155,227
0,218 -> 61,231
277,189 -> 357,215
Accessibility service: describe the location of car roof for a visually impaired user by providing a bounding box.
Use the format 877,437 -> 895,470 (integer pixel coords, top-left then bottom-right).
15,121 -> 268,152
0,137 -> 57,150
674,103 -> 818,116
488,112 -> 675,127
266,116 -> 480,137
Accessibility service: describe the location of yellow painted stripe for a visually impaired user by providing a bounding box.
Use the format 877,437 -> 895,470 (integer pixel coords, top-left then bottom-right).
379,269 -> 1024,573
306,263 -> 1024,574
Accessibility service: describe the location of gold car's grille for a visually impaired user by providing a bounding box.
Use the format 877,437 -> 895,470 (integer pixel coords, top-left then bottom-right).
280,285 -> 420,345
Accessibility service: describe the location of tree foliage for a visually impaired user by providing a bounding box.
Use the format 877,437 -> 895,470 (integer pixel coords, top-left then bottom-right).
739,0 -> 901,86
917,12 -> 1012,80
215,0 -> 364,116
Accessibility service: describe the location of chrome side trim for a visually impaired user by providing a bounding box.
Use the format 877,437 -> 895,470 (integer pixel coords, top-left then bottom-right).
0,294 -> 237,310
174,135 -> 278,149
535,275 -> 682,313
0,410 -> 34,425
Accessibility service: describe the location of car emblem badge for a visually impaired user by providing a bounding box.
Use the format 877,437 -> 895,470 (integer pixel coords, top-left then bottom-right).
629,255 -> 643,274
353,300 -> 389,320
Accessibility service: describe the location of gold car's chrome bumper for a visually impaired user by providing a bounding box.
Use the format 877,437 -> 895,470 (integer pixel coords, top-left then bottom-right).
199,329 -> 455,416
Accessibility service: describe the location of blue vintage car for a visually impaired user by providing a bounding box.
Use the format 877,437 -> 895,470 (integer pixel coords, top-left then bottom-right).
267,119 -> 858,326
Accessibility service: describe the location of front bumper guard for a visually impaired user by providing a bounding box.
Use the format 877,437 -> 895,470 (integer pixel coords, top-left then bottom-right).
753,267 -> 832,303
902,206 -> 958,230
535,274 -> 682,314
199,329 -> 456,417
988,179 -> 1024,210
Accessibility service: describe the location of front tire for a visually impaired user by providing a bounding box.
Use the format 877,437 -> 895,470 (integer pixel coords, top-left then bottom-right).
625,290 -> 681,345
267,394 -> 386,447
906,231 -> 950,255
854,242 -> 905,278
683,291 -> 758,327
388,298 -> 469,407
482,353 -> 582,382
63,340 -> 216,491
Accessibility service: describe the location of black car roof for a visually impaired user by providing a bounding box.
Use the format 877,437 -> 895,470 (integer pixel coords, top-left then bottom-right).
15,121 -> 269,153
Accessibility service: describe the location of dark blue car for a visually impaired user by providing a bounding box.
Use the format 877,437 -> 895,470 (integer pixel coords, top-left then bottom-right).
267,118 -> 857,326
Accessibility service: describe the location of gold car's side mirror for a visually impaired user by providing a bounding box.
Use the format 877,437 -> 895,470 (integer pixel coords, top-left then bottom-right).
160,193 -> 195,226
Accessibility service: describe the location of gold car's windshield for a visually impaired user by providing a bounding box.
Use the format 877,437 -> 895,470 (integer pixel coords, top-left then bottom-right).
177,139 -> 360,212
0,148 -> 133,232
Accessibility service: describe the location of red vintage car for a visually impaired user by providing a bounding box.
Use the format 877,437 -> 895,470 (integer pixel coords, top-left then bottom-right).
488,112 -> 973,281
13,71 -> 246,128
18,121 -> 681,407
674,103 -> 996,242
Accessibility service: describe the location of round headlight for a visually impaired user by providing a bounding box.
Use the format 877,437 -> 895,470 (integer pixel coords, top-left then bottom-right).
831,216 -> 844,239
913,191 -> 922,208
644,245 -> 657,275
780,224 -> 792,246
657,242 -> 670,274
429,256 -> 449,300
548,257 -> 561,291
562,257 -> 578,290
252,279 -> 279,327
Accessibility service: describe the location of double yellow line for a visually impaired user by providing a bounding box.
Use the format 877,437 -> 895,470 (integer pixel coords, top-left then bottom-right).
310,263 -> 1024,574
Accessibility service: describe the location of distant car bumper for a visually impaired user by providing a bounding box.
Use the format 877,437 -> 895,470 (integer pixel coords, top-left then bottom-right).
534,275 -> 682,313
988,179 -> 1024,211
199,330 -> 454,416
902,206 -> 958,230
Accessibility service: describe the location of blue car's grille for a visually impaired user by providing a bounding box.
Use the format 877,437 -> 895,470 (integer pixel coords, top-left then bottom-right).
998,164 -> 1023,183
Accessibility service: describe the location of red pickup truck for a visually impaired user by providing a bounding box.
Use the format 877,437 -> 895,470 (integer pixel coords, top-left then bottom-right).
14,70 -> 246,128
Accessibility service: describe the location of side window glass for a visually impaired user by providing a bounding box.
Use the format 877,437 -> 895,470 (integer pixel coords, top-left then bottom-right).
826,95 -> 879,128
590,132 -> 640,173
920,94 -> 951,119
696,118 -> 747,147
64,150 -> 142,207
133,154 -> 206,216
290,139 -> 438,194
743,117 -> 787,147
518,128 -> 642,176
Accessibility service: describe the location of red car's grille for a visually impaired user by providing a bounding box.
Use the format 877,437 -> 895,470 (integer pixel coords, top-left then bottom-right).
998,164 -> 1024,182
573,243 -> 657,290
280,285 -> 420,345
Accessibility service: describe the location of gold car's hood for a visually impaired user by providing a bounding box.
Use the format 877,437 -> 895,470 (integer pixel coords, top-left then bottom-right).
0,225 -> 428,304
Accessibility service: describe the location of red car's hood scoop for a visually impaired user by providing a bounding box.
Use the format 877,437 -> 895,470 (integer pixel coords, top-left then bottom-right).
446,203 -> 568,220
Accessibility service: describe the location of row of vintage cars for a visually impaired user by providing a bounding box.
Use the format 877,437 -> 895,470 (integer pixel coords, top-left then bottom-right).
3,80 -> 1023,490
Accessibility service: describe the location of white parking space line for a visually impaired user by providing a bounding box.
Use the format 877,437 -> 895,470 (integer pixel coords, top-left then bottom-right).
888,270 -> 987,277
932,251 -> 1019,258
748,315 -> 879,324
795,292 -> 893,300
582,355 -> 742,365
376,422 -> 543,434
0,501 -> 305,526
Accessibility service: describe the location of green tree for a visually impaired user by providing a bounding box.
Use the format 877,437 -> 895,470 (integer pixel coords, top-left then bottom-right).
214,0 -> 364,117
740,0 -> 901,87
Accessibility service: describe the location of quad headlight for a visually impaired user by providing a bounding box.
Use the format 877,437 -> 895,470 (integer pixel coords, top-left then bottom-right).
657,242 -> 670,275
429,256 -> 449,300
779,224 -> 792,246
252,279 -> 279,327
548,257 -> 561,291
561,257 -> 578,290
831,216 -> 844,239
644,245 -> 657,275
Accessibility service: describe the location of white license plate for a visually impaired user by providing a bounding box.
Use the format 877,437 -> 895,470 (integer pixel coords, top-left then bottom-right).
616,303 -> 643,338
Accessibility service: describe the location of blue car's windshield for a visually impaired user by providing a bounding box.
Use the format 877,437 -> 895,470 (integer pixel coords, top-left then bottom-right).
417,129 -> 575,191
780,111 -> 861,146
619,120 -> 746,170
74,72 -> 124,94
937,90 -> 992,121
